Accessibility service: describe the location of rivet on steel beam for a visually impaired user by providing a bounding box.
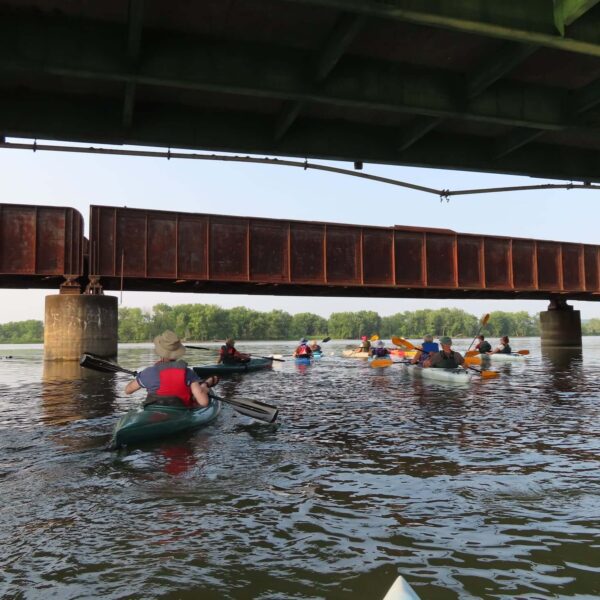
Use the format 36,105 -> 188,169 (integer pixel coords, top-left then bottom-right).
354,161 -> 363,170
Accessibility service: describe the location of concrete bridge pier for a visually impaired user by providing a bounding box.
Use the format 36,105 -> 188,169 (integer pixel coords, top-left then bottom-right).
539,299 -> 582,348
44,293 -> 118,360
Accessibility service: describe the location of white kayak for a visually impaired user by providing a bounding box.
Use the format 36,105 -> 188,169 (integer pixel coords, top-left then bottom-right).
483,352 -> 527,362
383,576 -> 420,600
342,350 -> 370,359
406,363 -> 472,384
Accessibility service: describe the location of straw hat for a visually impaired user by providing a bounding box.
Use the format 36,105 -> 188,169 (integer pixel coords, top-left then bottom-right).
154,330 -> 185,359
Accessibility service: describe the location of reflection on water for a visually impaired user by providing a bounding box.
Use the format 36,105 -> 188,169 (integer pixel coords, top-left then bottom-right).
1,339 -> 600,599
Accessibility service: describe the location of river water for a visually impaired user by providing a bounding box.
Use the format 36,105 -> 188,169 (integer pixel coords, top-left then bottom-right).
1,338 -> 599,599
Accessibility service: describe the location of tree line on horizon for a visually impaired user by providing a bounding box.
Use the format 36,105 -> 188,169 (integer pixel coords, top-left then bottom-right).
0,304 -> 552,344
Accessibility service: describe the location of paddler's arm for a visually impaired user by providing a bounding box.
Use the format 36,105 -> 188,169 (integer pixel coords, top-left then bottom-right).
125,379 -> 141,394
191,381 -> 210,407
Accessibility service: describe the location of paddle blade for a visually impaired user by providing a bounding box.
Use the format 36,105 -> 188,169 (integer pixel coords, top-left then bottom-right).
392,336 -> 418,351
517,349 -> 530,355
211,393 -> 278,423
80,354 -> 137,377
464,355 -> 482,366
370,334 -> 380,341
464,350 -> 479,358
370,358 -> 392,368
185,345 -> 211,351
481,313 -> 490,326
480,370 -> 499,379
321,336 -> 331,343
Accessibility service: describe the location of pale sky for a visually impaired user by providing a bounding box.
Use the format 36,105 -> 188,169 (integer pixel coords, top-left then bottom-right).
1,138 -> 598,323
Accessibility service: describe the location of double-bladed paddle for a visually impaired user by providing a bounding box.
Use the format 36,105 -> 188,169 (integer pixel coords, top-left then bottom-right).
185,345 -> 285,362
464,348 -> 530,358
467,313 -> 490,352
391,336 -> 499,379
79,354 -> 279,423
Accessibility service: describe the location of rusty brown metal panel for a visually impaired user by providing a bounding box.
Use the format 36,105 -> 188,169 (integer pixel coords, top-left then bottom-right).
209,216 -> 248,281
95,207 -> 116,275
584,245 -> 599,291
0,204 -> 83,277
250,220 -> 289,282
484,237 -> 511,288
537,241 -> 561,290
363,228 -> 393,285
394,230 -> 424,286
290,223 -> 324,283
36,207 -> 66,275
457,235 -> 482,287
426,233 -> 456,287
147,214 -> 177,278
177,216 -> 208,279
512,239 -> 536,289
561,244 -> 583,291
326,226 -> 361,284
116,211 -> 147,277
0,205 -> 36,273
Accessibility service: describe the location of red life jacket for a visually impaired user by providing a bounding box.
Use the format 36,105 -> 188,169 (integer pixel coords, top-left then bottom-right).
152,360 -> 193,407
297,344 -> 312,356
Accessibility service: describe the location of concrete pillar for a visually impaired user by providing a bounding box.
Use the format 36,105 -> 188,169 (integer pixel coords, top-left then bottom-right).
44,294 -> 118,360
539,299 -> 581,348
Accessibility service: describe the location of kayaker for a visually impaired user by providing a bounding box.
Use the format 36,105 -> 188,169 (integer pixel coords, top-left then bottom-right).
124,330 -> 219,408
358,335 -> 371,352
475,335 -> 492,354
370,340 -> 390,358
218,338 -> 250,364
410,334 -> 439,365
424,336 -> 466,369
294,338 -> 313,358
310,339 -> 322,352
490,335 -> 512,355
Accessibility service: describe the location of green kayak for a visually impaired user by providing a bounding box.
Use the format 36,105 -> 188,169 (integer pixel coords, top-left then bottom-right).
110,399 -> 222,449
193,357 -> 273,377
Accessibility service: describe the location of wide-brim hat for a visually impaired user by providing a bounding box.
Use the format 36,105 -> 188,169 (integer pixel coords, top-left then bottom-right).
154,330 -> 186,359
439,336 -> 452,345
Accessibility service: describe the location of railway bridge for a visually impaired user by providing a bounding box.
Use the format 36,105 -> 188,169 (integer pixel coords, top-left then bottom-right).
0,203 -> 590,358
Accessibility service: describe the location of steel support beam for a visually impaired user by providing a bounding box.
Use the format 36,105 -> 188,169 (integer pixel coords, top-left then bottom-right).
397,116 -> 443,151
554,0 -> 600,35
1,94 -> 598,183
273,12 -> 365,140
0,17 -> 571,131
278,0 -> 600,57
122,0 -> 144,128
494,128 -> 546,159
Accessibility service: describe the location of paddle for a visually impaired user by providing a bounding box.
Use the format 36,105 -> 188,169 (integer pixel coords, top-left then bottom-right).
79,354 -> 279,423
391,336 -> 498,378
185,345 -> 285,362
467,313 -> 490,352
465,348 -> 529,358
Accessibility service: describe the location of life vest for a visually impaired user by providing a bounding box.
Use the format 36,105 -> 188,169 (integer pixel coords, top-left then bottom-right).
418,342 -> 439,364
500,343 -> 512,354
432,350 -> 461,369
144,360 -> 193,408
221,344 -> 239,364
477,341 -> 492,353
373,347 -> 388,357
297,344 -> 312,356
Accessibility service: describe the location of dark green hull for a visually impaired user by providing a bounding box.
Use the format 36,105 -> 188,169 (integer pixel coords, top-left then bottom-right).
110,399 -> 222,449
193,357 -> 273,377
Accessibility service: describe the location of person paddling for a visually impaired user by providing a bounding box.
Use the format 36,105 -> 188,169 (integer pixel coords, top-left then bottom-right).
411,334 -> 439,365
475,335 -> 492,354
370,340 -> 390,358
357,335 -> 371,353
124,330 -> 219,408
294,338 -> 313,358
424,336 -> 466,369
310,339 -> 322,352
218,338 -> 250,364
490,335 -> 512,355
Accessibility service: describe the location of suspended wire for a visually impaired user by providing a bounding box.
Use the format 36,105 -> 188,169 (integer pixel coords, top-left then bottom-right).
1,140 -> 599,198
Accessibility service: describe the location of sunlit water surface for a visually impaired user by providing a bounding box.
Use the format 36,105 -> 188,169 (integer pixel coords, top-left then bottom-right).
1,339 -> 599,599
